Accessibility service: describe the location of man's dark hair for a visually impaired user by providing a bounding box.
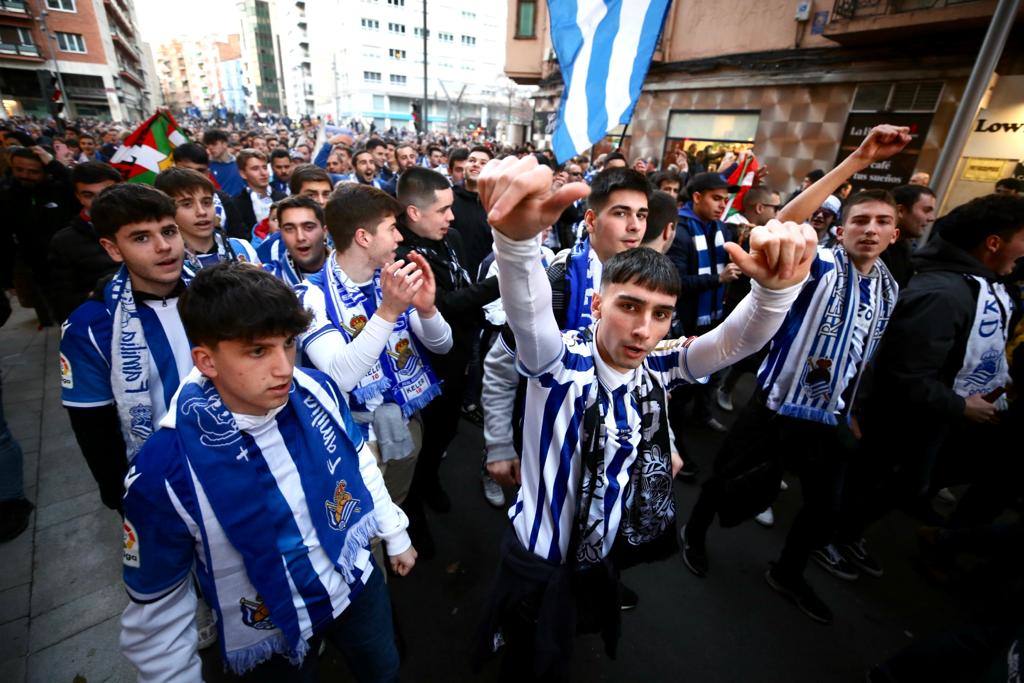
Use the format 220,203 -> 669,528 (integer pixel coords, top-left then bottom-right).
78,132 -> 95,142
91,183 -> 177,240
427,145 -> 442,156
469,145 -> 493,160
996,177 -> 1023,193
651,169 -> 682,191
533,152 -> 556,171
365,139 -> 386,153
179,261 -> 312,348
289,163 -> 332,194
892,183 -> 935,209
353,149 -> 373,165
806,169 -> 825,183
236,148 -> 267,170
396,143 -> 417,155
397,166 -> 450,209
644,191 -> 677,244
171,142 -> 209,165
71,161 -> 121,187
6,130 -> 33,146
276,194 -> 325,226
154,167 -> 215,198
936,194 -> 1024,251
324,184 -> 402,251
605,152 -> 626,164
743,186 -> 776,211
202,129 -> 228,145
588,167 -> 652,214
601,247 -> 680,298
842,189 -> 898,224
448,147 -> 469,164
270,148 -> 291,162
8,147 -> 44,166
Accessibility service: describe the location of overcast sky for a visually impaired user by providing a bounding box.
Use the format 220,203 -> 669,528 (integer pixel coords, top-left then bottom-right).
135,0 -> 242,45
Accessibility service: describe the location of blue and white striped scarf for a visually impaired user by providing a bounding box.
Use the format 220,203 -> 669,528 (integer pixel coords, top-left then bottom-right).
317,255 -> 442,417
756,247 -> 898,426
164,367 -> 379,672
680,206 -> 728,327
565,237 -> 600,330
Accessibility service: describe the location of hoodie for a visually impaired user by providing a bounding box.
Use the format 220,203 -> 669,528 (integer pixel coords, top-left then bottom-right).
450,184 -> 493,281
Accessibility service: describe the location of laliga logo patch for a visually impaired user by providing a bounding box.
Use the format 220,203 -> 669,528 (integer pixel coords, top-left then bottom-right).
240,595 -> 276,630
122,520 -> 140,567
325,480 -> 360,531
59,353 -> 73,389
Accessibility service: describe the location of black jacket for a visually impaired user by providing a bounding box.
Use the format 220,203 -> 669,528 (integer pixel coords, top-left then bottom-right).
879,238 -> 915,289
0,161 -> 77,286
47,214 -> 118,322
217,189 -> 248,240
865,236 -> 1020,436
396,223 -> 499,378
232,186 -> 286,242
450,184 -> 492,282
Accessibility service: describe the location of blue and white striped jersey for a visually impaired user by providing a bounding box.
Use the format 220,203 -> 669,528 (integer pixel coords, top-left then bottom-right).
510,330 -> 700,565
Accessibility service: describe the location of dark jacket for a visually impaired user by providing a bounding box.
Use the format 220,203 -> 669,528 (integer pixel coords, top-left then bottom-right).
0,161 -> 77,287
396,223 -> 499,379
450,184 -> 493,282
865,236 -> 1020,441
879,238 -> 915,289
232,186 -> 286,243
217,189 -> 247,240
666,203 -> 735,335
47,214 -> 118,322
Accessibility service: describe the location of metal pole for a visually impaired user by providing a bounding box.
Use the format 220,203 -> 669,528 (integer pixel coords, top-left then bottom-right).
36,7 -> 68,119
421,0 -> 428,135
931,0 -> 1021,212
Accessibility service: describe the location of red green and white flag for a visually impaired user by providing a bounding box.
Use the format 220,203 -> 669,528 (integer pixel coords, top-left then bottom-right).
110,111 -> 189,184
723,153 -> 759,220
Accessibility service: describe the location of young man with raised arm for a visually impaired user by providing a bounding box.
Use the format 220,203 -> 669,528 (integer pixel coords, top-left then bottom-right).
120,263 -> 415,682
474,155 -> 816,680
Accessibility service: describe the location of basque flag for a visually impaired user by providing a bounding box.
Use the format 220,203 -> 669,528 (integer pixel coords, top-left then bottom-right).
549,0 -> 672,163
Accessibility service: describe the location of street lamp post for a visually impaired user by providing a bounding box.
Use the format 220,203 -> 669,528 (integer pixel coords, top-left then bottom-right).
421,0 -> 428,135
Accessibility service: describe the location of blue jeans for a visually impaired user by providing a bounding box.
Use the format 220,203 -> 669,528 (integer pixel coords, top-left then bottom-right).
0,379 -> 25,502
234,564 -> 400,682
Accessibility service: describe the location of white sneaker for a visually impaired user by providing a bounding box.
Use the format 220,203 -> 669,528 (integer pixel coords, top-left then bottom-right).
196,598 -> 218,650
755,507 -> 775,528
935,487 -> 956,504
779,480 -> 789,492
715,388 -> 734,412
482,474 -> 505,508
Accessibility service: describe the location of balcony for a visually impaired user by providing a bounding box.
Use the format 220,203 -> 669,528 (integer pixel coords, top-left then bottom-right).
824,0 -> 997,43
118,66 -> 145,87
0,41 -> 42,59
104,0 -> 134,37
65,85 -> 109,101
0,0 -> 27,18
110,31 -> 140,60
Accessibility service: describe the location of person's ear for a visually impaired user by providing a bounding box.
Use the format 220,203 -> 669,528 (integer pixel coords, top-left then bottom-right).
890,227 -> 900,245
985,233 -> 1003,254
591,291 -> 602,320
353,227 -> 371,248
192,346 -> 217,379
584,208 -> 597,236
99,236 -> 124,263
406,204 -> 421,224
835,226 -> 845,240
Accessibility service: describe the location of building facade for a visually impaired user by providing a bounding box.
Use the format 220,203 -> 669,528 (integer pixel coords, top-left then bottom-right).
505,0 -> 1023,198
0,0 -> 154,120
236,0 -> 279,114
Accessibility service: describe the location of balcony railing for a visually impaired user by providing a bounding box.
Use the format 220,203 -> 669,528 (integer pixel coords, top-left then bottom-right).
0,0 -> 26,14
0,41 -> 40,57
833,0 -> 980,19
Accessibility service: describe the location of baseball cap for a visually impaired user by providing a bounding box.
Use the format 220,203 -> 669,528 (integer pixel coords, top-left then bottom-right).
686,171 -> 740,196
818,195 -> 842,216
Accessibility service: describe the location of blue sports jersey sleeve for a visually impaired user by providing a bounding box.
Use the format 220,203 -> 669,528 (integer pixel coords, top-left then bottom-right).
60,304 -> 115,408
122,430 -> 195,603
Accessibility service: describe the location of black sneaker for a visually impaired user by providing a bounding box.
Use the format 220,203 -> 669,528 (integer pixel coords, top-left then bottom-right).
679,525 -> 708,577
619,583 -> 638,611
0,498 -> 33,543
677,458 -> 699,482
421,485 -> 452,514
765,564 -> 833,624
461,403 -> 484,427
838,539 -> 883,578
812,544 -> 860,581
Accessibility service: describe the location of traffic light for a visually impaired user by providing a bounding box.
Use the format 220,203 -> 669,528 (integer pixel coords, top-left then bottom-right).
411,102 -> 422,133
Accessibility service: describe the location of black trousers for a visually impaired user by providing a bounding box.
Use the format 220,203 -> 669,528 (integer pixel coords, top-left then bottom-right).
410,366 -> 468,496
687,397 -> 850,579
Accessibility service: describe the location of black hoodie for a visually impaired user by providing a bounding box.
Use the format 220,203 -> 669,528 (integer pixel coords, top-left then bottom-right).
865,235 -> 1020,432
450,184 -> 493,281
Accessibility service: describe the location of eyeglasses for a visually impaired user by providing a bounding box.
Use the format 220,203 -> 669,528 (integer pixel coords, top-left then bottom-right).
763,204 -> 782,210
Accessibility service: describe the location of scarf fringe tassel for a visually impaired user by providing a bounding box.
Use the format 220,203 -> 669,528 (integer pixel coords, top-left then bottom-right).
777,403 -> 839,426
224,632 -> 310,676
352,377 -> 393,405
399,382 -> 442,418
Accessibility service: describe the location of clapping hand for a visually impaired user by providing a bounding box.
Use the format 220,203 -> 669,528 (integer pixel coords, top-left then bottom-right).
378,259 -> 424,322
724,219 -> 818,290
406,251 -> 437,317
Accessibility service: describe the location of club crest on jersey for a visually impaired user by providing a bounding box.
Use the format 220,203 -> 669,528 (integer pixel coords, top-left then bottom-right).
387,338 -> 414,371
239,595 -> 275,630
325,480 -> 360,531
341,315 -> 368,338
59,352 -> 73,389
961,349 -> 1004,391
181,394 -> 243,448
122,520 -> 140,567
803,357 -> 833,399
129,405 -> 153,442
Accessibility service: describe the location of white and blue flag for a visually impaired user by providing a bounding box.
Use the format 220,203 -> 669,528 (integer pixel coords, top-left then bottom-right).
549,0 -> 672,163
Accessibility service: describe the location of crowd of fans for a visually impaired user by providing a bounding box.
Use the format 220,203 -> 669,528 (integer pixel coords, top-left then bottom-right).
0,110 -> 1021,682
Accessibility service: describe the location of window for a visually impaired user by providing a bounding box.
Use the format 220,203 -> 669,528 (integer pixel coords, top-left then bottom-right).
662,110 -> 760,172
16,27 -> 31,44
46,0 -> 76,10
390,74 -> 407,84
360,18 -> 379,29
389,48 -> 406,60
852,81 -> 943,113
461,35 -> 476,46
56,31 -> 86,53
388,22 -> 405,33
414,27 -> 427,37
363,71 -> 381,82
372,94 -> 386,109
516,0 -> 536,38
386,0 -> 404,5
461,10 -> 476,19
438,32 -> 453,43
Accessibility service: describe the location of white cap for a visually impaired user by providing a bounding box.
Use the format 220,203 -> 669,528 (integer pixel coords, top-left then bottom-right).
820,195 -> 842,216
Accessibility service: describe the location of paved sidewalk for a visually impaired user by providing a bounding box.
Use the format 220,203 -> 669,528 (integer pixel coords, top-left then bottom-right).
0,302 -> 133,683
